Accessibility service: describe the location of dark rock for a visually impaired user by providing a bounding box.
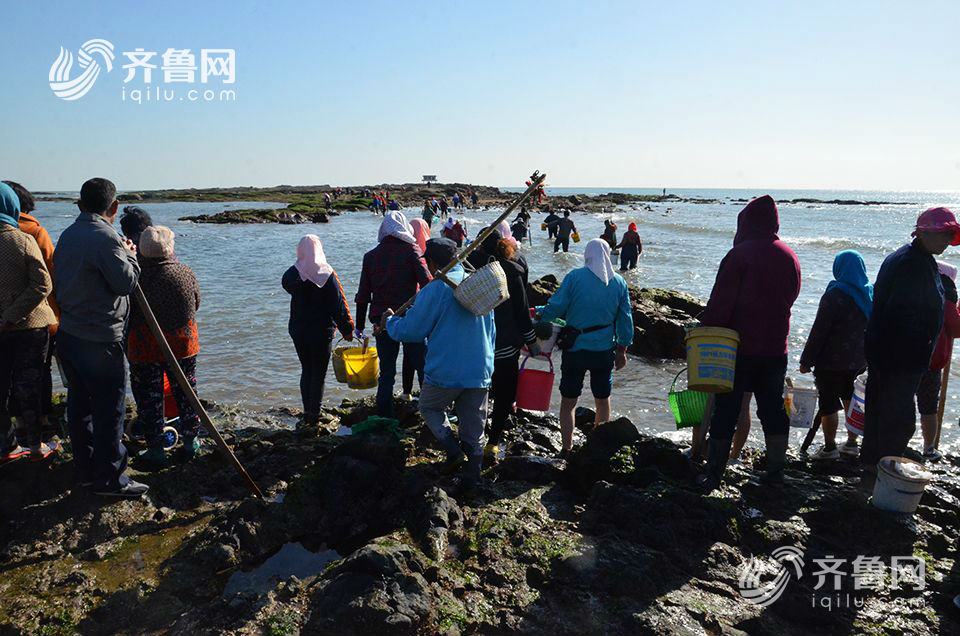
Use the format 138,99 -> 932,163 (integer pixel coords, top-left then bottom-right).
305,543 -> 434,635
495,455 -> 566,485
565,418 -> 641,491
525,274 -> 560,307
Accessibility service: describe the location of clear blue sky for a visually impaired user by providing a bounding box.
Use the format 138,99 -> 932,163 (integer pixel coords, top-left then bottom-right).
2,1 -> 959,190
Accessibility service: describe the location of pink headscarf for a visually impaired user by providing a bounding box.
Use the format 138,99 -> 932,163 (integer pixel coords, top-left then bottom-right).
295,235 -> 334,288
409,218 -> 430,255
497,220 -> 518,249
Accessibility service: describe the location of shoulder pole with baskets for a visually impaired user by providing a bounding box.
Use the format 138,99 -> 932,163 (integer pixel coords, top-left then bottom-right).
390,171 -> 546,318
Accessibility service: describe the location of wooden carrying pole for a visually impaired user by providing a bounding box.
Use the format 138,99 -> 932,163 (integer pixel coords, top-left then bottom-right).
935,341 -> 953,449
393,171 -> 546,315
132,285 -> 265,499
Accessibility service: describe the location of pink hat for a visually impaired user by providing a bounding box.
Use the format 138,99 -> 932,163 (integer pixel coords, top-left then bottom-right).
914,207 -> 960,246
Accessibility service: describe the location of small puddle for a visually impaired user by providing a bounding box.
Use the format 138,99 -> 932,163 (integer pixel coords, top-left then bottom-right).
334,424 -> 352,437
224,542 -> 340,596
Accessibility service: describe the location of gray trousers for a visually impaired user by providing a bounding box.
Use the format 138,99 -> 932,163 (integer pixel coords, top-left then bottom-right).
418,383 -> 488,458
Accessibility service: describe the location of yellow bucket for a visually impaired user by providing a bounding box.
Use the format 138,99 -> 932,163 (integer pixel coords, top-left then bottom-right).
572,232 -> 581,243
342,347 -> 379,390
541,222 -> 547,231
685,327 -> 739,393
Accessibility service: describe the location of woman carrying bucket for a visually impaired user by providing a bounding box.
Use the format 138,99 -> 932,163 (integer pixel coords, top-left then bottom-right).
798,250 -> 871,460
482,229 -> 541,466
282,235 -> 355,426
696,195 -> 801,493
537,239 -> 634,455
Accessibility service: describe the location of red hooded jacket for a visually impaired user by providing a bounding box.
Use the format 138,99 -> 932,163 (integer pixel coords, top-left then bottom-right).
701,196 -> 801,357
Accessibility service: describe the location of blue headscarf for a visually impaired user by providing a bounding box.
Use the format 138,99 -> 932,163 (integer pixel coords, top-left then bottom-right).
0,182 -> 20,229
825,250 -> 873,319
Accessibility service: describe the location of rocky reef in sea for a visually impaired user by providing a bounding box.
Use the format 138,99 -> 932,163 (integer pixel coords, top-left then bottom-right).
1,393 -> 959,636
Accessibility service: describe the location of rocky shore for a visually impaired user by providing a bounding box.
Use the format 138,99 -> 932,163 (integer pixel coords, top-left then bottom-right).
1,395 -> 959,636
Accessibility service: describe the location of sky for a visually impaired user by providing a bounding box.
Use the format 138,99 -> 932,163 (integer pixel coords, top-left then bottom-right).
2,1 -> 959,191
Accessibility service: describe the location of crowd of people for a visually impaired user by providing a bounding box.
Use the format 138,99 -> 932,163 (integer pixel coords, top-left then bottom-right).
1,177 -> 958,497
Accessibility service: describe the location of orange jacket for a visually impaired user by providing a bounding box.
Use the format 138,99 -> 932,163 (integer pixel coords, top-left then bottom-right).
18,213 -> 59,332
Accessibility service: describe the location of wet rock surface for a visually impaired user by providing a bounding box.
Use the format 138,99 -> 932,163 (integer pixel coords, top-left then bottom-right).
527,275 -> 706,359
1,396 -> 959,635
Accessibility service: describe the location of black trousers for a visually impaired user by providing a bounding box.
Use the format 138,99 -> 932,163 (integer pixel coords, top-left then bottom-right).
620,247 -> 639,270
0,328 -> 49,451
58,331 -> 129,490
554,236 -> 570,253
861,367 -> 925,466
488,353 -> 520,445
709,354 -> 789,439
292,333 -> 333,418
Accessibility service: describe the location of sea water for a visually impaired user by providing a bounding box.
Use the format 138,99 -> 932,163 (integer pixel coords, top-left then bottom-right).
32,188 -> 960,451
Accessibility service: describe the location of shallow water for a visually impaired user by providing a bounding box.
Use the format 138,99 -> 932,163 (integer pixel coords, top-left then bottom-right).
32,188 -> 960,452
224,542 -> 340,596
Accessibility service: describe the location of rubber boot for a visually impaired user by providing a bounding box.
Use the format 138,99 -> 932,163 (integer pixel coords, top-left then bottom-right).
461,453 -> 483,489
179,436 -> 201,461
761,434 -> 789,485
696,437 -> 733,494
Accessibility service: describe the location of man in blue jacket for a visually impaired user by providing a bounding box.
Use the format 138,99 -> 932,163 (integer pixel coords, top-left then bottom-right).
55,178 -> 147,498
381,238 -> 496,487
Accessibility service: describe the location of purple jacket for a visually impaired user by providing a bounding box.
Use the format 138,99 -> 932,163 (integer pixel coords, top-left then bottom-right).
701,196 -> 801,357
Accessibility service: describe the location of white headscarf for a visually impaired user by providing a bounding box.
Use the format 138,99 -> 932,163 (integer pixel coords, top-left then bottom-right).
378,210 -> 416,244
443,217 -> 456,230
295,234 -> 334,287
938,260 -> 958,281
584,238 -> 616,286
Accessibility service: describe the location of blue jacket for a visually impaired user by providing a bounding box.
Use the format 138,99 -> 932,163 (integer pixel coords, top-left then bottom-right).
539,267 -> 633,352
54,212 -> 141,342
865,240 -> 944,372
386,265 -> 496,388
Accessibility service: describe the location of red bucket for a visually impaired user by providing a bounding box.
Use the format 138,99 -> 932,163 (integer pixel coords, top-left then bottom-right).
163,373 -> 179,418
516,355 -> 555,412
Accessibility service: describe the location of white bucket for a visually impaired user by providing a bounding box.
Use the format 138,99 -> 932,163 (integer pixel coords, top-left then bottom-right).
845,374 -> 866,436
784,386 -> 818,428
872,456 -> 931,514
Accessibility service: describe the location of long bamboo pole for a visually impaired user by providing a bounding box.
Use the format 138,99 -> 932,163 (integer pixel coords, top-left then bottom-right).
935,341 -> 953,449
131,285 -> 264,499
390,172 -> 545,314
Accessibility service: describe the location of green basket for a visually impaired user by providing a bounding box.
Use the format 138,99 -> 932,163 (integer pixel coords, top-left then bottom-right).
668,368 -> 709,429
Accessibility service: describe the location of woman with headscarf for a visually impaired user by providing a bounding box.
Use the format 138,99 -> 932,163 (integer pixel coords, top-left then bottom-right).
409,218 -> 430,256
616,222 -> 642,270
537,239 -> 634,455
442,217 -> 467,247
356,211 -> 431,417
0,182 -> 57,462
914,260 -> 960,462
403,218 -> 431,399
799,250 -> 872,460
126,226 -> 203,468
283,235 -> 354,427
481,230 -> 541,465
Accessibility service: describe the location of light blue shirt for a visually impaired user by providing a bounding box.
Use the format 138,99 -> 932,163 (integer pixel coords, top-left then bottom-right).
387,265 -> 496,388
538,267 -> 633,352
